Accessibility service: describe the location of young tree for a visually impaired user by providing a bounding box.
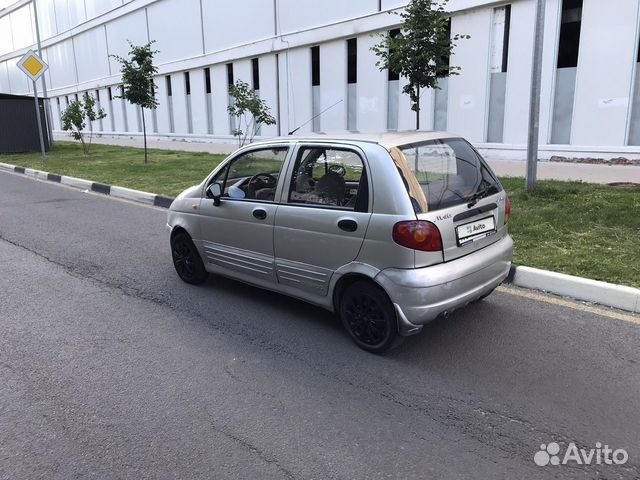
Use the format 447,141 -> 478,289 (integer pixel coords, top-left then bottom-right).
60,93 -> 106,155
372,0 -> 469,130
112,41 -> 158,164
227,80 -> 276,147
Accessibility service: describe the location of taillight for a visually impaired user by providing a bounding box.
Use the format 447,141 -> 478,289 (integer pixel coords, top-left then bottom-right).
504,194 -> 511,224
393,221 -> 442,252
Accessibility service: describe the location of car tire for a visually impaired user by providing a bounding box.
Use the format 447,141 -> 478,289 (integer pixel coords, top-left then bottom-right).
339,281 -> 402,354
171,231 -> 208,285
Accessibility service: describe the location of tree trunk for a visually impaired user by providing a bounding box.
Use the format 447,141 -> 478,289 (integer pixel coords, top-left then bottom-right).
415,86 -> 421,131
141,106 -> 147,165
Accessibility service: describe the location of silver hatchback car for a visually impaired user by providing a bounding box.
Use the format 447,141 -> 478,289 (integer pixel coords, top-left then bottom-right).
168,132 -> 513,353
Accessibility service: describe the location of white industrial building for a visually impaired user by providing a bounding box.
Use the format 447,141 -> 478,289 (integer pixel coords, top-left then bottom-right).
1,0 -> 640,158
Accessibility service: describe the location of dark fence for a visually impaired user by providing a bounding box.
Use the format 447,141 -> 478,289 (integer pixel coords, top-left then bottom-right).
0,93 -> 51,154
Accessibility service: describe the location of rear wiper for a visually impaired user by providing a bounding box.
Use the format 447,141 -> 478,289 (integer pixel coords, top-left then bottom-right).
467,186 -> 492,208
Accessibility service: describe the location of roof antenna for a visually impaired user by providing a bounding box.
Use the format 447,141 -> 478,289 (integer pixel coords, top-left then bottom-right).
288,99 -> 343,135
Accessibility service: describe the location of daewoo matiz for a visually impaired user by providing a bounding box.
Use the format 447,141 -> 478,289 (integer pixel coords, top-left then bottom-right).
167,132 -> 513,353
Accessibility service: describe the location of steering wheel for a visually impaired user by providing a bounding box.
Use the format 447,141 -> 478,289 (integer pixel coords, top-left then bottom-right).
247,173 -> 277,198
328,164 -> 346,177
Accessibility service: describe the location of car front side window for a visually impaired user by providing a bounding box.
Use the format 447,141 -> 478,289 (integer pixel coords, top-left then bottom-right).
208,147 -> 288,202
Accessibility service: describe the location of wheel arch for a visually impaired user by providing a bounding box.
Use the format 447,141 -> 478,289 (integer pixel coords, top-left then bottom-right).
332,263 -> 391,312
170,225 -> 190,242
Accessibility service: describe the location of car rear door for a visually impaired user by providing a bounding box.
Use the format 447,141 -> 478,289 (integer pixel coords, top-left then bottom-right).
273,144 -> 372,296
391,137 -> 508,265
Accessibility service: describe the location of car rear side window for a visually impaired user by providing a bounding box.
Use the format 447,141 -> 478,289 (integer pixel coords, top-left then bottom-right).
288,147 -> 368,212
392,138 -> 500,213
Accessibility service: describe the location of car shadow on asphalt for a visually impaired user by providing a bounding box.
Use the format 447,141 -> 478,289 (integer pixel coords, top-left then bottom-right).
185,271 -> 510,361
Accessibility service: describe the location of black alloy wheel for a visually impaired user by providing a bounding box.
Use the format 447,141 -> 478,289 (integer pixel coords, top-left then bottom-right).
171,232 -> 208,285
339,281 -> 401,353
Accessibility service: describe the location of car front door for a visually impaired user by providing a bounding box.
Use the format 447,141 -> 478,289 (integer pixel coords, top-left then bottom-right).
273,144 -> 372,296
199,146 -> 290,283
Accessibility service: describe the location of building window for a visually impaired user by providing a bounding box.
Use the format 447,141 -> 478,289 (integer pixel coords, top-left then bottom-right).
311,46 -> 320,87
501,5 -> 511,73
226,63 -> 234,86
204,67 -> 211,94
184,72 -> 191,95
347,38 -> 357,84
252,58 -> 260,91
166,75 -> 172,96
387,29 -> 401,81
557,0 -> 583,68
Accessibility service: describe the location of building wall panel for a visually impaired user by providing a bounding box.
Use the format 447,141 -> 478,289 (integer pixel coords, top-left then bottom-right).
537,0 -> 562,145
189,68 -> 208,134
106,9 -> 148,75
258,54 -> 279,137
357,34 -> 387,133
46,39 -> 77,89
147,0 -> 202,65
35,0 -> 58,40
85,0 -> 122,22
571,0 -> 640,146
53,0 -> 71,34
202,0 -> 274,53
0,61 -> 10,93
7,56 -> 30,94
0,16 -> 14,56
278,0 -> 378,34
318,40 -> 347,133
502,0 -> 535,144
10,5 -> 35,51
74,27 -> 110,83
447,8 -> 492,142
111,89 -> 127,132
279,47 -> 312,135
169,72 -> 188,134
154,75 -> 172,134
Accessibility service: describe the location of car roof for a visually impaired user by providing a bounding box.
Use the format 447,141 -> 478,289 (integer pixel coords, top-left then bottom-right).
248,131 -> 459,151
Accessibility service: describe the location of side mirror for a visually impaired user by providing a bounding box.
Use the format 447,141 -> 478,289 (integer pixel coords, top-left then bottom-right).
207,183 -> 222,206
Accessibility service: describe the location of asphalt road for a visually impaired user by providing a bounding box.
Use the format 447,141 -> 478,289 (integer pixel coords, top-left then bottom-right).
1,171 -> 639,480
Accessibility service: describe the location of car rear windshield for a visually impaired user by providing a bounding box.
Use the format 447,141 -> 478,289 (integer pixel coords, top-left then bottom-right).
390,138 -> 501,213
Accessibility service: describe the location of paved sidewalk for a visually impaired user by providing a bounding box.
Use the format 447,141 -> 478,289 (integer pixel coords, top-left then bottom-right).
483,158 -> 640,184
55,134 -> 640,184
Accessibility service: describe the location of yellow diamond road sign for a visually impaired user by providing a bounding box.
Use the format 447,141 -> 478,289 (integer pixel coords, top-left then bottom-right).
17,50 -> 48,82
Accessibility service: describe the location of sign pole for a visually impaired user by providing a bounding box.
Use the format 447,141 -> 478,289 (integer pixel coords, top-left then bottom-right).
32,80 -> 46,160
526,0 -> 546,191
32,0 -> 54,146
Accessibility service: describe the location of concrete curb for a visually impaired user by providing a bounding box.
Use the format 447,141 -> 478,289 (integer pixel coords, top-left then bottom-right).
2,160 -> 638,314
0,160 -> 175,210
505,265 -> 640,314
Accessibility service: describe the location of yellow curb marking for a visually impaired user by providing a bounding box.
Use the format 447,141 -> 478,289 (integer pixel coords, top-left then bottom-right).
497,285 -> 640,325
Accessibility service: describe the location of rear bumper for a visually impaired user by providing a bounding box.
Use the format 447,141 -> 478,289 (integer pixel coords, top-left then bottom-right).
375,235 -> 513,335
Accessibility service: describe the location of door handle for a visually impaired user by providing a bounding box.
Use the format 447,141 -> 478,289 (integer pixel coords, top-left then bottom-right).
337,219 -> 358,232
252,208 -> 267,220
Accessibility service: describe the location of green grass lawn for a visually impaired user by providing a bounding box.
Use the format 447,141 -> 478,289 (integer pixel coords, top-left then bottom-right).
501,177 -> 639,288
2,142 -> 639,287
